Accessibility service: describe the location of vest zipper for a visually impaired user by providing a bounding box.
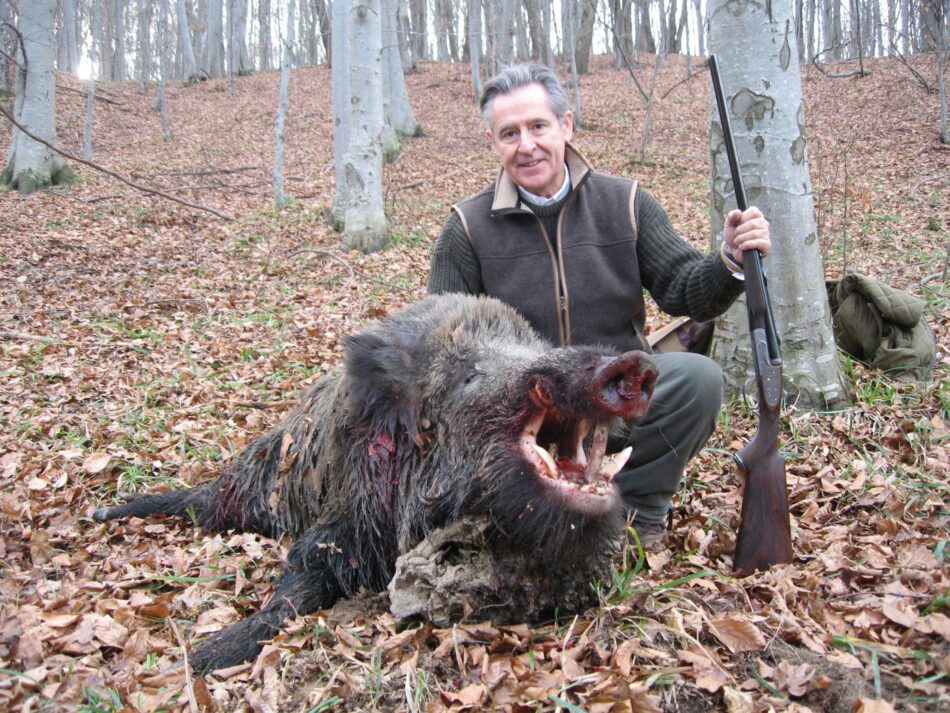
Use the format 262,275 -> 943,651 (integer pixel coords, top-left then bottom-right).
532,215 -> 568,346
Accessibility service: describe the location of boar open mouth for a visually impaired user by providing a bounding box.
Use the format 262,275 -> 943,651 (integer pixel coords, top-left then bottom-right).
519,410 -> 630,513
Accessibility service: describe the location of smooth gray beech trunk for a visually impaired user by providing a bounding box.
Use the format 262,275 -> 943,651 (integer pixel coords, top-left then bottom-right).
396,0 -> 414,71
495,0 -> 514,71
565,0 -> 582,124
2,0 -> 77,193
708,0 -> 848,409
382,0 -> 420,145
229,0 -> 251,75
259,0 -> 272,70
343,0 -> 388,253
275,0 -> 296,208
468,0 -> 482,100
203,0 -> 225,78
157,0 -> 172,139
176,0 -> 200,81
112,0 -> 127,80
62,0 -> 80,73
542,0 -> 553,67
136,0 -> 153,89
329,0 -> 350,228
84,0 -> 102,160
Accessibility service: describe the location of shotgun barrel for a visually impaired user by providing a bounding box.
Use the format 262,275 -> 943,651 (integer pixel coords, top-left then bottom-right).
708,54 -> 794,576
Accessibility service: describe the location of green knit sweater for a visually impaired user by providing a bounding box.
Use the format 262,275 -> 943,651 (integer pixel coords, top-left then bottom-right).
427,186 -> 744,324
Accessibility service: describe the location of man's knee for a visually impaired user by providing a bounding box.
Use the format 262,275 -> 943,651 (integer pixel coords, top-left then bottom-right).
654,352 -> 724,421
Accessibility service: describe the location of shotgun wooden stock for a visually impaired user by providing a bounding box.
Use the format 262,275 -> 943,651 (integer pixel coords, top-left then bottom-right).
708,55 -> 794,576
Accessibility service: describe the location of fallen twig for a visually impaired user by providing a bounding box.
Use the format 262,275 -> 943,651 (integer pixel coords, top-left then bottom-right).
0,330 -> 64,344
167,618 -> 200,713
0,105 -> 233,221
232,399 -> 295,410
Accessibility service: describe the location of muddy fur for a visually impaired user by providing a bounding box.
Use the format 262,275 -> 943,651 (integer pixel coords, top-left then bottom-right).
94,294 -> 657,671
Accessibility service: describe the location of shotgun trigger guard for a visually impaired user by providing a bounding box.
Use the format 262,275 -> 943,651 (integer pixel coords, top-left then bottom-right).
751,328 -> 783,409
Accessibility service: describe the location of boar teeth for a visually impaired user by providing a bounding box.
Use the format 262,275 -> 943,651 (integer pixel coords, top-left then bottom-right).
599,447 -> 632,480
583,421 -> 611,483
531,443 -> 559,478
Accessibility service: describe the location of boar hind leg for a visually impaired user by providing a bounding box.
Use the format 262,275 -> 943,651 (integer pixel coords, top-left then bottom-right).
190,567 -> 343,673
92,484 -> 213,525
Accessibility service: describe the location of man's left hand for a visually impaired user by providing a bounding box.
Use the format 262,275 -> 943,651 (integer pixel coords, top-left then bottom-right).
723,207 -> 770,266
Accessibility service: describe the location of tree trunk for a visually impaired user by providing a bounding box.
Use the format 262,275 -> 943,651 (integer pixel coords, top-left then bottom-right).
804,0 -> 818,64
396,0 -> 414,71
157,0 -> 172,139
636,0 -> 654,55
101,0 -> 114,79
524,0 -> 545,60
541,0 -> 554,66
496,0 -> 515,70
230,0 -> 251,75
435,0 -> 450,60
575,0 -> 598,73
409,0 -> 428,62
176,0 -> 200,81
112,0 -> 128,80
382,0 -> 420,140
330,0 -> 350,227
317,0 -> 332,63
514,0 -> 531,59
708,0 -> 848,409
136,0 -> 153,88
62,0 -> 80,74
831,0 -> 843,58
2,0 -> 77,193
203,0 -> 225,77
259,0 -> 272,69
693,0 -> 705,55
564,0 -> 582,125
275,0 -> 296,208
468,0 -> 482,100
921,0 -> 949,144
85,0 -> 102,159
343,0 -> 388,253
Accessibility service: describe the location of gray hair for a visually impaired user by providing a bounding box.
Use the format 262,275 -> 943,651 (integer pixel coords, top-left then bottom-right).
479,63 -> 571,130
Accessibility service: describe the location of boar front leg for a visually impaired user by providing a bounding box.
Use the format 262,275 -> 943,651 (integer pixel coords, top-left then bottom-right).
190,530 -> 348,673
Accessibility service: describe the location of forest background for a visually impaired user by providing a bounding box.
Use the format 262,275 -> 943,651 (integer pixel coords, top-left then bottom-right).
0,0 -> 948,711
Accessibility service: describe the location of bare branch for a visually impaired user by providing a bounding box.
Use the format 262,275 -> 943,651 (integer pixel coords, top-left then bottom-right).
0,331 -> 64,344
0,104 -> 233,221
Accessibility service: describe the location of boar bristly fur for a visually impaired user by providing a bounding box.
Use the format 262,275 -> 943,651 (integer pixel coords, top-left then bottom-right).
94,294 -> 658,671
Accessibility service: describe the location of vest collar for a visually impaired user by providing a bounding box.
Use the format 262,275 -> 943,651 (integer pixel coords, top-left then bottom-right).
491,143 -> 593,213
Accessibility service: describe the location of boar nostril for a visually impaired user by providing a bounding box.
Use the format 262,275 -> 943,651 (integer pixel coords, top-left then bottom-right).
590,352 -> 657,418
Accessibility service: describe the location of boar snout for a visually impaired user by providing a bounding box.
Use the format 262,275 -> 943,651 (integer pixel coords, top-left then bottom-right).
590,351 -> 657,420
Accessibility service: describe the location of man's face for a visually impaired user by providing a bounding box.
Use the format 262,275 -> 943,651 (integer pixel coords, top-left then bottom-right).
486,83 -> 574,199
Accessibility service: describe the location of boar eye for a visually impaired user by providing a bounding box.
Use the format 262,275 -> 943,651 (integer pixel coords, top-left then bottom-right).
463,372 -> 480,386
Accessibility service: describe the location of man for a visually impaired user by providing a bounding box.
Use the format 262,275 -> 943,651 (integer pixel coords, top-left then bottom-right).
427,63 -> 771,548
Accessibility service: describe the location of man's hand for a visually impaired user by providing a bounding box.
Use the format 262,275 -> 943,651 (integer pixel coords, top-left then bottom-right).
723,207 -> 770,266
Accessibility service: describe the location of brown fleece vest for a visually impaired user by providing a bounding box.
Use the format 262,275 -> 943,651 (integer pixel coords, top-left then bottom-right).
454,171 -> 647,352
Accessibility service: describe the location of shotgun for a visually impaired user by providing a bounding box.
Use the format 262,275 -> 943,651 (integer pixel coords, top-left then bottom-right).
708,55 -> 794,576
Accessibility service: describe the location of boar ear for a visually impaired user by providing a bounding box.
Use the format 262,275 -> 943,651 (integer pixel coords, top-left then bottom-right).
343,329 -> 425,437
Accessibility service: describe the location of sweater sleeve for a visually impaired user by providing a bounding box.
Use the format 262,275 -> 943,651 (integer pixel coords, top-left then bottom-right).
427,210 -> 485,295
634,188 -> 744,321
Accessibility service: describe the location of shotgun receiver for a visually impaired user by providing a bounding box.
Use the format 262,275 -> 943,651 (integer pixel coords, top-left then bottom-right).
708,55 -> 794,576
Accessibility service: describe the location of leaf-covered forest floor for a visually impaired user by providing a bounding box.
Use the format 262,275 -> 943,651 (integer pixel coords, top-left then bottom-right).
1,54 -> 947,712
